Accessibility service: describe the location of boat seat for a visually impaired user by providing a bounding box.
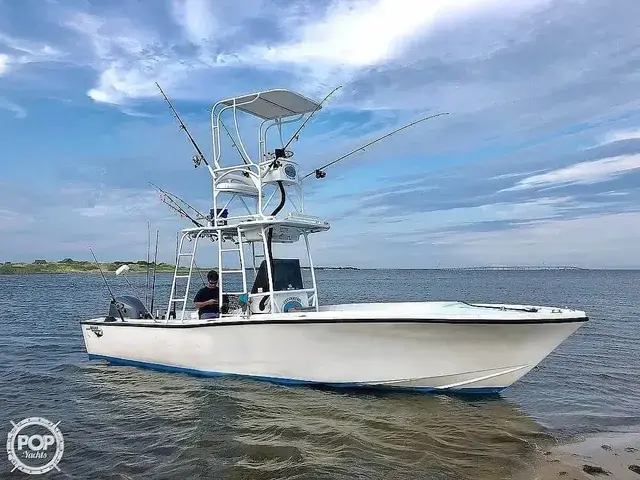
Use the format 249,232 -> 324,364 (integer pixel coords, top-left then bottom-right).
215,172 -> 260,197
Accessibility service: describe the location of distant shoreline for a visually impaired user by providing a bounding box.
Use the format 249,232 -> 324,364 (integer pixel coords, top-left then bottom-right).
0,260 -> 360,275
1,260 -> 637,275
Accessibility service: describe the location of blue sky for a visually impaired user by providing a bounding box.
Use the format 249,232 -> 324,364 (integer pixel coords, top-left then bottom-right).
1,0 -> 639,268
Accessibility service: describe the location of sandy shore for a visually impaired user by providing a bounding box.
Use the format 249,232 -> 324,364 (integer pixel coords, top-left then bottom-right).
521,431 -> 640,479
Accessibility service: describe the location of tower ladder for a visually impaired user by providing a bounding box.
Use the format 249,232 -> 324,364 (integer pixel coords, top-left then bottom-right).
218,226 -> 251,315
166,230 -> 205,321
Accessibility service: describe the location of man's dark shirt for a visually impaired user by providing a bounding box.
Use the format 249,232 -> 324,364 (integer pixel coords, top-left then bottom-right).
194,286 -> 220,317
193,286 -> 229,317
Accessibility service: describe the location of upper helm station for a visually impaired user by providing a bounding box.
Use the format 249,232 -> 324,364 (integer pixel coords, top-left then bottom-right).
166,89 -> 331,321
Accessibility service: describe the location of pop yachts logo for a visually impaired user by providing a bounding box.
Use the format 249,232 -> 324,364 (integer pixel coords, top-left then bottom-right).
6,417 -> 64,475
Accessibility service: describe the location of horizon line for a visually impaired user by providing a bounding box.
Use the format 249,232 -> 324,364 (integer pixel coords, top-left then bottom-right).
3,259 -> 640,271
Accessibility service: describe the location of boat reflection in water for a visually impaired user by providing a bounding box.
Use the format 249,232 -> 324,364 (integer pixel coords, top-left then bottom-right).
75,361 -> 551,479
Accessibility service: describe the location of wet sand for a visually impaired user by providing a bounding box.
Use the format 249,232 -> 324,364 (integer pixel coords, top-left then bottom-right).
523,432 -> 640,479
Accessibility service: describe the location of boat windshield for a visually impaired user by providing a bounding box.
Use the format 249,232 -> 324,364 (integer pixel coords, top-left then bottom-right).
251,259 -> 304,293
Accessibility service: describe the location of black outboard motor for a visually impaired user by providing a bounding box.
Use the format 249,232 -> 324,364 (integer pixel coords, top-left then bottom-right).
105,295 -> 150,322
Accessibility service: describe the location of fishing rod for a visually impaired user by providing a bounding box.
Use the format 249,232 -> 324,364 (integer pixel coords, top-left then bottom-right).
150,181 -> 205,219
300,112 -> 450,180
155,82 -> 209,169
89,247 -> 125,322
158,195 -> 203,227
219,119 -> 250,166
273,85 -> 342,162
150,181 -> 205,228
145,221 -> 150,309
149,229 -> 159,318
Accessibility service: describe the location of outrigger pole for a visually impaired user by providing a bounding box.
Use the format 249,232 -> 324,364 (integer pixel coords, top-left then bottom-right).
300,112 -> 450,180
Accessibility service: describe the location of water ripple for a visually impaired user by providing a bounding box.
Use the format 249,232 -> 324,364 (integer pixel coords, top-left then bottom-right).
1,270 -> 639,478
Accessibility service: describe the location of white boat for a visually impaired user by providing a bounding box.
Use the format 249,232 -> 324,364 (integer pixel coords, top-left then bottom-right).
81,88 -> 588,395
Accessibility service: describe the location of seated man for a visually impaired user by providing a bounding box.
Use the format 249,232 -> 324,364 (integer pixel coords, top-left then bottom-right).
194,270 -> 228,319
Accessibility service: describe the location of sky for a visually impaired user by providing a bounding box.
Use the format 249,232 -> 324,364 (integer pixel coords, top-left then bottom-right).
1,0 -> 639,269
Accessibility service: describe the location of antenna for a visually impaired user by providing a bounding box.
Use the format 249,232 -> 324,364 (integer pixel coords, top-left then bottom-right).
155,82 -> 209,168
89,247 -> 125,322
301,112 -> 449,180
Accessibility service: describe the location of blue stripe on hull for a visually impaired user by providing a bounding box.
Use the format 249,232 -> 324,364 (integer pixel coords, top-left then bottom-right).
87,354 -> 506,396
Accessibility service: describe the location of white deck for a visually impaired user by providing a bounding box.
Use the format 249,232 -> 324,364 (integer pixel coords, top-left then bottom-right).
188,215 -> 330,232
84,301 -> 587,326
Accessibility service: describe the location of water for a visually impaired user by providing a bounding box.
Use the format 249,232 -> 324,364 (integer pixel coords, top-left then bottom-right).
1,269 -> 639,479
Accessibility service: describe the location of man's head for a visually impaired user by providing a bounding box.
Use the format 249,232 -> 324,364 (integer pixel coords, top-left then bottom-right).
206,270 -> 219,287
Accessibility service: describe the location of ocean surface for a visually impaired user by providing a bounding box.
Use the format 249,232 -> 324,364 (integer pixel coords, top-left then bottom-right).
1,269 -> 639,479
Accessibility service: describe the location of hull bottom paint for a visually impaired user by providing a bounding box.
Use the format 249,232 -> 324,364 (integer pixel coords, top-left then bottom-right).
87,354 -> 506,395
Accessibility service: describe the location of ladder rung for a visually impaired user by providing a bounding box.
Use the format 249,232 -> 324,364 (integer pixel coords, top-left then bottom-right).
224,291 -> 247,295
220,269 -> 243,274
171,298 -> 187,302
174,275 -> 191,279
220,248 -> 241,252
178,252 -> 194,257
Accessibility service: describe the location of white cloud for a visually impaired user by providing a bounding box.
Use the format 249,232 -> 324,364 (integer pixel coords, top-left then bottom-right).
227,0 -> 548,93
2,0 -> 640,269
53,0 -> 552,105
602,128 -> 640,143
0,32 -> 64,70
488,170 -> 546,180
597,190 -> 630,197
411,196 -> 573,231
328,196 -> 582,241
302,209 -> 640,269
171,0 -> 217,45
0,53 -> 11,77
63,186 -> 167,220
432,211 -> 640,268
254,0 -> 543,66
0,32 -> 62,57
504,154 -> 640,191
63,12 -> 188,104
0,208 -> 26,233
0,97 -> 26,118
0,183 -> 197,262
0,53 -> 9,75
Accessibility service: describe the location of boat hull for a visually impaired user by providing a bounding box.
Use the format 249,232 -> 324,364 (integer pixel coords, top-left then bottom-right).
81,307 -> 586,394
